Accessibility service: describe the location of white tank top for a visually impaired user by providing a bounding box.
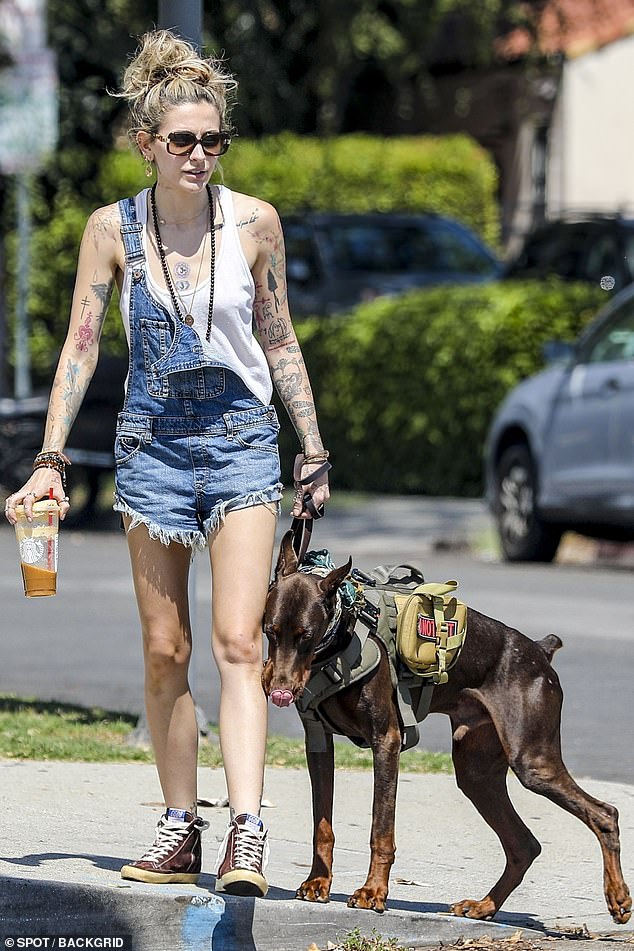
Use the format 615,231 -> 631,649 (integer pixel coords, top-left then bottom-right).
118,185 -> 273,405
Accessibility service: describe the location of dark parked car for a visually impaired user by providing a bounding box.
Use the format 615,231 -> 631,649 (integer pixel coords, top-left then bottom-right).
505,213 -> 634,292
485,283 -> 634,562
0,354 -> 127,513
282,212 -> 502,316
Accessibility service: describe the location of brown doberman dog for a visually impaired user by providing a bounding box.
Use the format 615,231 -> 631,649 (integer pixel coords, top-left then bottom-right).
262,531 -> 632,922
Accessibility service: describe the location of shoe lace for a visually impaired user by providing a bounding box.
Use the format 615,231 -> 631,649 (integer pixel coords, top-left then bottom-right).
232,823 -> 269,872
140,818 -> 206,863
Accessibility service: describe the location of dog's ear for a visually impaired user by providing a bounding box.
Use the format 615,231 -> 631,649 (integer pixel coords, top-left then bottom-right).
275,530 -> 299,578
318,557 -> 353,600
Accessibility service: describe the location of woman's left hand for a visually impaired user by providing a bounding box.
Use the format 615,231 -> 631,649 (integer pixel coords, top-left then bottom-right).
291,454 -> 331,519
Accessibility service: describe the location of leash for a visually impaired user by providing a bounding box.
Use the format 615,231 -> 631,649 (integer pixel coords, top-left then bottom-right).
290,460 -> 331,562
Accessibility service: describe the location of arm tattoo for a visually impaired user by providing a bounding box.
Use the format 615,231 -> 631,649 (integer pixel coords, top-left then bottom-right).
74,311 -> 94,352
272,357 -> 303,403
91,279 -> 113,310
61,359 -> 82,427
237,210 -> 259,229
88,209 -> 116,251
73,281 -> 112,352
267,269 -> 280,311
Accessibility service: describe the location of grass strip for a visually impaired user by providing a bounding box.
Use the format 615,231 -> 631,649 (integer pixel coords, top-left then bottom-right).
0,695 -> 452,773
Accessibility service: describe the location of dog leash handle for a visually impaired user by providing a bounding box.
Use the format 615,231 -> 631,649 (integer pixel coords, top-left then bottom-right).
290,461 -> 330,562
291,495 -> 324,563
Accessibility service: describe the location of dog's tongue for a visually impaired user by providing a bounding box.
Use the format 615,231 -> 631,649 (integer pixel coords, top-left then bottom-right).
270,689 -> 294,708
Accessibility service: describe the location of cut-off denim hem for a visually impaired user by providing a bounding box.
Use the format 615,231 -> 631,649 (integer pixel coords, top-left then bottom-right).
202,486 -> 283,538
114,484 -> 283,553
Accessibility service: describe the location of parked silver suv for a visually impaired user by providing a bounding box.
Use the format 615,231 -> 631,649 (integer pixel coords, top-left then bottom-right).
485,283 -> 634,561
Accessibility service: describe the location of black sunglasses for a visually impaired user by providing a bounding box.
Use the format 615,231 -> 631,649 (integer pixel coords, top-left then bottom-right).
154,130 -> 233,157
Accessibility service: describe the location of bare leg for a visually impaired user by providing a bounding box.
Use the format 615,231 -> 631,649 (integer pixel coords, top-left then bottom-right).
209,504 -> 277,816
125,518 -> 198,812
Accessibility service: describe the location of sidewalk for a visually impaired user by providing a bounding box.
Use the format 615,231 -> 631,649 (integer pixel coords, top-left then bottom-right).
1,759 -> 633,950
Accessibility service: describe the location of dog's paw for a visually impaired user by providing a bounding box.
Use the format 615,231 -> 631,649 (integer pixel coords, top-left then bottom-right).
450,897 -> 496,920
348,887 -> 387,913
606,882 -> 632,924
296,878 -> 331,903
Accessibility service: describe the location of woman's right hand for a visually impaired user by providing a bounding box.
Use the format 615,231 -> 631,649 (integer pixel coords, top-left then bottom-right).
4,468 -> 71,525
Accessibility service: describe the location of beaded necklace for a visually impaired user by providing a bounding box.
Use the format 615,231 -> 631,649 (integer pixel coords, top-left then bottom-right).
150,183 -> 215,341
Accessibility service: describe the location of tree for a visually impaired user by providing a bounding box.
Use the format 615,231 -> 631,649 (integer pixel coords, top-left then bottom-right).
208,0 -> 537,136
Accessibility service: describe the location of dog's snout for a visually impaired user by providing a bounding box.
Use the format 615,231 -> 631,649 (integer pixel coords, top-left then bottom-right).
270,688 -> 295,708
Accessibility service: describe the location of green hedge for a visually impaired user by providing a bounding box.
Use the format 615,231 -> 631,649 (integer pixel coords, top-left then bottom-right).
92,132 -> 499,244
221,133 -> 500,247
278,279 -> 606,497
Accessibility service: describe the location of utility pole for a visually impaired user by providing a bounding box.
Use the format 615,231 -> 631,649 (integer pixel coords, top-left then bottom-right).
158,0 -> 202,49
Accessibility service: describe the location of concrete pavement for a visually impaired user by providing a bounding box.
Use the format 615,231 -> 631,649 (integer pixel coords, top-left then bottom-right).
1,759 -> 633,950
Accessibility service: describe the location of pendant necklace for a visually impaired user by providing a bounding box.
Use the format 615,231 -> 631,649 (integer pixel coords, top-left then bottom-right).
150,183 -> 216,341
172,228 -> 208,318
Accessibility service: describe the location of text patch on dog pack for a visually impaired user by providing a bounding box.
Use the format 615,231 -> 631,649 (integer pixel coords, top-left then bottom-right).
417,614 -> 458,642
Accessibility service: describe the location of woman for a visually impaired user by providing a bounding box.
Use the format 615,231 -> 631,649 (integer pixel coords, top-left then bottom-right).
3,29 -> 330,898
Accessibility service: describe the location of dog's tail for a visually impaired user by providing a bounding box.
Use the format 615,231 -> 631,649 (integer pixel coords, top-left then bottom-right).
536,632 -> 563,662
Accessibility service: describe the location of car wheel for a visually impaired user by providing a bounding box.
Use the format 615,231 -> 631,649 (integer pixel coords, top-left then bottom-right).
494,445 -> 562,562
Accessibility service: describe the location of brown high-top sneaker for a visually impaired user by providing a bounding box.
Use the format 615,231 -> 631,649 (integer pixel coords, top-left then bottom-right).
214,813 -> 269,897
121,811 -> 209,884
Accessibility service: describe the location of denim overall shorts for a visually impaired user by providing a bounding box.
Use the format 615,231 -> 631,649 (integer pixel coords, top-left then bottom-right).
112,197 -> 283,550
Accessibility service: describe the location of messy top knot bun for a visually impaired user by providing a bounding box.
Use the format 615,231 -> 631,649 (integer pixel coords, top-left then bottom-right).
117,29 -> 236,145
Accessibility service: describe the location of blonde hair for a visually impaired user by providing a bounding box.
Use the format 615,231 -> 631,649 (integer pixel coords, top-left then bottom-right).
116,29 -> 237,148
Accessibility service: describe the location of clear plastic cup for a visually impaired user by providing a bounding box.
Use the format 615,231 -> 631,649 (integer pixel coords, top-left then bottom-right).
14,499 -> 60,597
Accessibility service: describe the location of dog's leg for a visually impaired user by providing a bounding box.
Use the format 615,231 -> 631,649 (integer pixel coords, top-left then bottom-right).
347,720 -> 401,912
467,670 -> 632,925
497,688 -> 632,925
448,701 -> 542,920
296,734 -> 336,903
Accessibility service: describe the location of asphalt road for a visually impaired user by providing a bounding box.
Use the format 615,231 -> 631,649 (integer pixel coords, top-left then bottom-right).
1,496 -> 633,785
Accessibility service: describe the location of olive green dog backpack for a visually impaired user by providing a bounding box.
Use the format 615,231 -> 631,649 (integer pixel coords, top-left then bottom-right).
393,581 -> 467,683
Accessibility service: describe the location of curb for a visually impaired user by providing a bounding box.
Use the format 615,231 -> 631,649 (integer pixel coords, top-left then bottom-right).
0,875 -> 545,951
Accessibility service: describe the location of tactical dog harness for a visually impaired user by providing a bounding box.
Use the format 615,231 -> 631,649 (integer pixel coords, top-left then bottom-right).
295,552 -> 468,753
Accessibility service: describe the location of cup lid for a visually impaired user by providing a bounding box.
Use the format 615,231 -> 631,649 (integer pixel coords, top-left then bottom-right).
14,499 -> 60,517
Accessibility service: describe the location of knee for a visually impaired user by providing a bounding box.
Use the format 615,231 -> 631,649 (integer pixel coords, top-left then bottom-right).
214,628 -> 263,670
144,632 -> 191,690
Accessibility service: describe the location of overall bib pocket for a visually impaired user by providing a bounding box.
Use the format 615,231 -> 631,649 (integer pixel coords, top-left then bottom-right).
140,318 -> 227,399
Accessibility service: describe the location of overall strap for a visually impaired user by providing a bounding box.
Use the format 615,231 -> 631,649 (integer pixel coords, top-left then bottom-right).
118,196 -> 145,268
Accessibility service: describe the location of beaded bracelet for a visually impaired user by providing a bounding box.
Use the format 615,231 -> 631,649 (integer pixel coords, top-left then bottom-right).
33,450 -> 72,489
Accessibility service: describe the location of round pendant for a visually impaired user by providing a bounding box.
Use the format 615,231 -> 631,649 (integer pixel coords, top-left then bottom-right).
184,314 -> 195,327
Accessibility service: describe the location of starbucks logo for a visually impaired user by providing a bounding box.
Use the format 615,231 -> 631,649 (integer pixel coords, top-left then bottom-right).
20,537 -> 45,564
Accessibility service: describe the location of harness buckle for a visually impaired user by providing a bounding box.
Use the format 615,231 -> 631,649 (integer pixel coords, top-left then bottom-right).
322,664 -> 344,686
357,600 -> 380,629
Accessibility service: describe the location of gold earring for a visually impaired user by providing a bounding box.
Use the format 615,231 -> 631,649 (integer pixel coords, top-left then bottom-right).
144,158 -> 154,178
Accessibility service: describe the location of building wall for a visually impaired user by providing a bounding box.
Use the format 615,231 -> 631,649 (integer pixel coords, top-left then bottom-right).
547,33 -> 634,214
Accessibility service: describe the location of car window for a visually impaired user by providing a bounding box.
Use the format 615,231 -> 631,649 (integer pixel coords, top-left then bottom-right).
584,233 -> 622,284
423,219 -> 495,274
330,223 -> 436,272
517,224 -> 589,278
329,220 -> 491,274
579,299 -> 634,363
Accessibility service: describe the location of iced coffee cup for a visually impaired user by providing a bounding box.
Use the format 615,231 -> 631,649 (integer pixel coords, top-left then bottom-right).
14,499 -> 60,597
